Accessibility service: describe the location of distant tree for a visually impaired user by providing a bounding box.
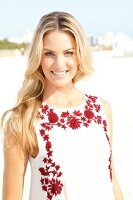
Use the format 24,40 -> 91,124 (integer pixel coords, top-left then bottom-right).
0,38 -> 29,50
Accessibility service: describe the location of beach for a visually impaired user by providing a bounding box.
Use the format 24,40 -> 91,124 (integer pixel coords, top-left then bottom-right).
0,51 -> 133,200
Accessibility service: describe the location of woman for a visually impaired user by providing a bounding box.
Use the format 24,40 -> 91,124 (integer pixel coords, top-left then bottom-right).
1,11 -> 124,200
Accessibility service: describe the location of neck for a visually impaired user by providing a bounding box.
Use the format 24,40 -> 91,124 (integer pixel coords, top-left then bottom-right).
43,81 -> 76,99
42,85 -> 83,108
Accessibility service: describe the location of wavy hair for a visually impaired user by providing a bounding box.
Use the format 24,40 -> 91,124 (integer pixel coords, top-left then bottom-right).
1,11 -> 93,155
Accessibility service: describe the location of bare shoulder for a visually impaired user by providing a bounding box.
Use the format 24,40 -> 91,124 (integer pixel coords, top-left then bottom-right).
100,98 -> 113,142
100,98 -> 112,116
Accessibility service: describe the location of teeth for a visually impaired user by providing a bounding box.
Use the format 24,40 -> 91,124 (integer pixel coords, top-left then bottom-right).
52,71 -> 68,75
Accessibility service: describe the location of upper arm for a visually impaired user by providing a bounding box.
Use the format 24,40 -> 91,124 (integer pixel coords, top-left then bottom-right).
101,98 -> 113,144
3,136 -> 29,200
101,98 -> 124,200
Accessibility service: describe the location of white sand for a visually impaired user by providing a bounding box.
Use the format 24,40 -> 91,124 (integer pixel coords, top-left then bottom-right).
0,52 -> 133,200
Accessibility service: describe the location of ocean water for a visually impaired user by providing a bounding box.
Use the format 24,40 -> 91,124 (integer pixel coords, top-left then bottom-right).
0,51 -> 133,200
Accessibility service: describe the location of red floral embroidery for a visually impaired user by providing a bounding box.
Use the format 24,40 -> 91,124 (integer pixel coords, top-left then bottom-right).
103,120 -> 107,132
94,115 -> 102,124
66,116 -> 82,129
108,152 -> 112,180
46,141 -> 52,151
38,95 -> 113,199
38,128 -> 63,200
102,119 -> 112,180
84,109 -> 95,119
48,110 -> 59,123
73,110 -> 82,116
89,95 -> 97,103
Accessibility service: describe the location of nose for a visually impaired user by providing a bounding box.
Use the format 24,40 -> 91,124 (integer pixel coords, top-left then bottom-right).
54,55 -> 66,69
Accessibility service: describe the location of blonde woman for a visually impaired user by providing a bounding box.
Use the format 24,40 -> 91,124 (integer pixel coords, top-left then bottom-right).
1,11 -> 124,200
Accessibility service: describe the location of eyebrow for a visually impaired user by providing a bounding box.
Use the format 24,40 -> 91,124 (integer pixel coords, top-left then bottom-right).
43,48 -> 75,52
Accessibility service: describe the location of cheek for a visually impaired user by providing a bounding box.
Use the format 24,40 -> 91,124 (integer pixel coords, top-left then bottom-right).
68,58 -> 78,70
41,62 -> 46,73
41,59 -> 52,70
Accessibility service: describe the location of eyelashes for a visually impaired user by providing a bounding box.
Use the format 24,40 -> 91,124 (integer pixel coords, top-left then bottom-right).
44,52 -> 54,56
43,51 -> 74,57
65,51 -> 74,56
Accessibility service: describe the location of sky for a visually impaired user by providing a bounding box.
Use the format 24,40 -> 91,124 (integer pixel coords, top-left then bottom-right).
0,0 -> 133,40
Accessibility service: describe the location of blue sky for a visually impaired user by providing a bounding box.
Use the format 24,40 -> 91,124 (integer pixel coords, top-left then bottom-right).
0,0 -> 133,39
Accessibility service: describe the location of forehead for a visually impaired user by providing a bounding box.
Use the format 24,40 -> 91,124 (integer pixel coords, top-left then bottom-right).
43,30 -> 76,49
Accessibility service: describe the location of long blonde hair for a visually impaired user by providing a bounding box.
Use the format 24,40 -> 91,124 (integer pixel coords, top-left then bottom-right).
1,11 -> 93,155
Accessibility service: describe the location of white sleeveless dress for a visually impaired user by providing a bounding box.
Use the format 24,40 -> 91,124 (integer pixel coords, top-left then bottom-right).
29,94 -> 115,200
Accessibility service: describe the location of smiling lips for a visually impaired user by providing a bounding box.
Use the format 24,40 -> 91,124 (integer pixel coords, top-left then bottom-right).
51,70 -> 69,77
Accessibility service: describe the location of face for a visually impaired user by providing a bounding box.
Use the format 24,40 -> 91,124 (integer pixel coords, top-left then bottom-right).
41,30 -> 78,89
